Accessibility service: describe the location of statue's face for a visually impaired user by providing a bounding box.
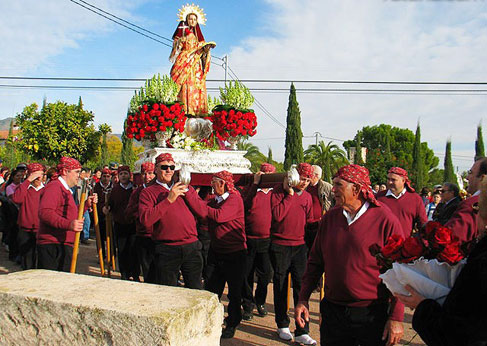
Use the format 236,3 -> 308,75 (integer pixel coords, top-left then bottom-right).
187,14 -> 197,27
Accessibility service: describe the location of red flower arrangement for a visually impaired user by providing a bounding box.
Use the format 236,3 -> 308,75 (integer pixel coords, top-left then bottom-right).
210,107 -> 257,142
125,102 -> 186,141
370,221 -> 471,272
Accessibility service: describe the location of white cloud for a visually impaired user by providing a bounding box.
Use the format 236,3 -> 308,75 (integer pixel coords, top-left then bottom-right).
223,0 -> 487,172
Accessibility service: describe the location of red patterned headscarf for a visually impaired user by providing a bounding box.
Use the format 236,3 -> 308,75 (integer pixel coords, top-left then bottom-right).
388,167 -> 415,192
101,168 -> 111,175
260,163 -> 276,173
155,153 -> 175,165
333,164 -> 379,206
297,163 -> 314,179
117,165 -> 130,174
56,156 -> 81,173
141,162 -> 155,173
213,170 -> 237,193
27,163 -> 45,175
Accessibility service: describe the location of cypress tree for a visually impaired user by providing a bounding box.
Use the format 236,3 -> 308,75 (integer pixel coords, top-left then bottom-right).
444,139 -> 455,183
283,83 -> 303,170
267,147 -> 273,163
77,96 -> 84,111
120,120 -> 135,168
412,122 -> 424,189
354,132 -> 363,164
98,124 -> 111,166
6,120 -> 16,168
475,122 -> 485,160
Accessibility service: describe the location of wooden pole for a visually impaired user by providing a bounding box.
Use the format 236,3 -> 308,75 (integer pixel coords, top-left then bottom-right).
105,211 -> 112,276
320,273 -> 325,301
92,203 -> 105,276
286,272 -> 292,312
70,180 -> 88,273
108,213 -> 116,271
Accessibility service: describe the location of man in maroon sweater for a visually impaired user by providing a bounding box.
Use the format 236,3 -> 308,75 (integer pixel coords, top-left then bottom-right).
186,170 -> 247,339
139,153 -> 203,289
104,165 -> 139,280
37,157 -> 96,271
93,168 -> 112,258
270,162 -> 316,345
126,161 -> 156,283
377,167 -> 427,236
445,157 -> 487,242
241,162 -> 275,320
296,164 -> 404,346
11,163 -> 45,269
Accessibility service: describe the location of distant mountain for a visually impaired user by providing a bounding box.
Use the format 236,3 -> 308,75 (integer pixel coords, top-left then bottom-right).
0,118 -> 15,131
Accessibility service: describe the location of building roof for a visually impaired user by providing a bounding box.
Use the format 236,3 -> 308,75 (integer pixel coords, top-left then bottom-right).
0,129 -> 19,140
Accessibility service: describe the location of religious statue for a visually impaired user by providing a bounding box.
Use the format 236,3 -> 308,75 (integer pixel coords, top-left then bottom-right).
170,4 -> 216,117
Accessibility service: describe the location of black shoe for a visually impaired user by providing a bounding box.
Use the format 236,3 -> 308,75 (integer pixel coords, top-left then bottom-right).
256,304 -> 268,316
242,310 -> 253,321
81,239 -> 90,245
221,326 -> 236,339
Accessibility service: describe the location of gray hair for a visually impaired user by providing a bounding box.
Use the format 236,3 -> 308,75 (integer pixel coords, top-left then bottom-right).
443,182 -> 459,197
312,165 -> 322,178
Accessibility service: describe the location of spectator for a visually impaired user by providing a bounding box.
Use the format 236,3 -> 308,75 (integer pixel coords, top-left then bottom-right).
432,182 -> 461,225
426,191 -> 441,220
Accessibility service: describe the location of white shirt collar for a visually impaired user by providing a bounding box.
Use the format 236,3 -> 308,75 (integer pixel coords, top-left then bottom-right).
100,181 -> 111,189
473,190 -> 481,197
120,182 -> 133,190
28,182 -> 45,192
343,201 -> 370,226
215,191 -> 230,204
386,188 -> 407,199
58,177 -> 73,194
257,187 -> 273,194
156,179 -> 173,190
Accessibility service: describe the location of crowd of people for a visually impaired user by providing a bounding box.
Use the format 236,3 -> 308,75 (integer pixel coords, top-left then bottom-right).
0,154 -> 485,345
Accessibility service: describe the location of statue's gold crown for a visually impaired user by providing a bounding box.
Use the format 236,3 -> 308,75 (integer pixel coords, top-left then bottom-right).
178,3 -> 206,25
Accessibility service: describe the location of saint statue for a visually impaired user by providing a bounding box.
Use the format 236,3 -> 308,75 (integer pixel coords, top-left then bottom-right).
170,4 -> 216,117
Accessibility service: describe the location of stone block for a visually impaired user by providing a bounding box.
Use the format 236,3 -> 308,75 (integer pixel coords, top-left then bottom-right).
0,270 -> 223,345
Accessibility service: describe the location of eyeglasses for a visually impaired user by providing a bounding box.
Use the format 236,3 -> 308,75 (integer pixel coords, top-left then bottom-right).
468,169 -> 473,174
160,165 -> 175,171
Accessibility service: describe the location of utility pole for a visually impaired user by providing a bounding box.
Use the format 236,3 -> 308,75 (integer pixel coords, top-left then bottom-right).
223,55 -> 228,84
313,132 -> 322,146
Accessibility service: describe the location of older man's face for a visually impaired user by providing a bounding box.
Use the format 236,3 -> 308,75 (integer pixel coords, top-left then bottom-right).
156,160 -> 175,184
387,173 -> 406,195
467,160 -> 483,194
332,177 -> 358,208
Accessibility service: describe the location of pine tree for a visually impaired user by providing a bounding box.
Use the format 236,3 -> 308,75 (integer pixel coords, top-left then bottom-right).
120,120 -> 135,168
283,83 -> 303,170
354,132 -> 363,164
412,122 -> 424,189
444,139 -> 455,183
475,122 -> 485,160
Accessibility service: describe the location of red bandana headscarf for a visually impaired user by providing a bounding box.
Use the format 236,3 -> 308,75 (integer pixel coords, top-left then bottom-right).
56,156 -> 81,173
141,162 -> 155,173
260,163 -> 276,173
388,167 -> 415,192
118,165 -> 130,174
213,170 -> 237,193
27,163 -> 45,175
334,164 -> 379,206
155,153 -> 175,165
101,168 -> 111,175
297,163 -> 314,179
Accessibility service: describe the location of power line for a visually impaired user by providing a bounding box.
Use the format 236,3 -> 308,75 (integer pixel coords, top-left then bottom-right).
2,76 -> 486,85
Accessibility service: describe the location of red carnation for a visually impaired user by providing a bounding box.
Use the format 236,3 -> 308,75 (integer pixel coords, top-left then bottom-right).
399,236 -> 424,263
152,103 -> 159,110
437,241 -> 464,265
382,234 -> 404,260
431,226 -> 453,249
143,104 -> 148,112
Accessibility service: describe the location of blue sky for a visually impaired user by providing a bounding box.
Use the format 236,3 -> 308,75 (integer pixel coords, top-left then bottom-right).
1,0 -> 487,174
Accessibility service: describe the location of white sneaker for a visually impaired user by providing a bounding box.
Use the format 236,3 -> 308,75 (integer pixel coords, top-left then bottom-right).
277,327 -> 293,341
295,334 -> 317,345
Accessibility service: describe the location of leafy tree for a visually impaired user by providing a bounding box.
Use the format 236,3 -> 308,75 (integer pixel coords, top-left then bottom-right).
98,123 -> 111,166
16,101 -> 100,163
412,122 -> 424,189
444,139 -> 455,183
283,83 -> 303,170
304,140 -> 349,182
344,124 -> 439,186
475,122 -> 485,160
237,140 -> 266,173
121,120 -> 136,168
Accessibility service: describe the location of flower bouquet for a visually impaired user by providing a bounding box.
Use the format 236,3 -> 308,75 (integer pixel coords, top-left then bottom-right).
124,74 -> 186,147
370,222 -> 472,305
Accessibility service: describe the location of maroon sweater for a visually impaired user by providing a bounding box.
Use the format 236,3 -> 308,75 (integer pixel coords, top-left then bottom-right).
11,179 -> 44,232
307,183 -> 323,223
242,184 -> 273,239
108,183 -> 134,225
37,179 -> 78,246
93,181 -> 112,212
299,204 -> 404,321
139,183 -> 198,245
126,185 -> 152,238
445,195 -> 479,242
271,185 -> 313,246
377,190 -> 427,236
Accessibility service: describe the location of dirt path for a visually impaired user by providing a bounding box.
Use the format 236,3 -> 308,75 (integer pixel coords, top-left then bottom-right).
0,241 -> 425,345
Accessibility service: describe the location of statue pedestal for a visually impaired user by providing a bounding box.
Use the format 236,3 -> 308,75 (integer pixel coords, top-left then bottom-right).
135,148 -> 251,174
